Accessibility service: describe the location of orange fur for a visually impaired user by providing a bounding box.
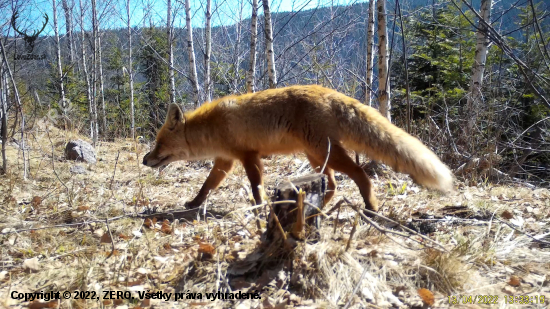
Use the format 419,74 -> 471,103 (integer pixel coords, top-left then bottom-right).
143,85 -> 453,211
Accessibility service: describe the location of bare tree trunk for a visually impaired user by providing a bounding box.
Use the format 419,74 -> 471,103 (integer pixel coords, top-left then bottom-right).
167,0 -> 175,105
246,0 -> 258,93
91,0 -> 99,144
466,0 -> 492,136
0,64 -> 7,174
80,0 -> 96,143
377,0 -> 391,121
98,35 -> 107,134
397,0 -> 411,132
127,0 -> 135,139
232,1 -> 244,93
0,39 -> 28,179
365,0 -> 375,106
61,0 -> 75,64
204,0 -> 212,102
185,0 -> 201,105
53,0 -> 68,129
262,0 -> 277,89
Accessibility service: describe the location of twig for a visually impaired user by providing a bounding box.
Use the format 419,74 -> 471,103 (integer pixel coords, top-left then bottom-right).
345,215 -> 359,251
343,198 -> 448,252
343,261 -> 370,309
45,128 -> 71,206
267,198 -> 287,241
496,218 -> 550,246
303,201 -> 329,220
0,214 -> 128,235
292,190 -> 305,239
332,199 -> 344,235
320,137 -> 331,174
109,151 -> 120,192
103,218 -> 116,259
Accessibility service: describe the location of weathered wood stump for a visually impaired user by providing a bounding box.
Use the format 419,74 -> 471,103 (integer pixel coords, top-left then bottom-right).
265,173 -> 327,244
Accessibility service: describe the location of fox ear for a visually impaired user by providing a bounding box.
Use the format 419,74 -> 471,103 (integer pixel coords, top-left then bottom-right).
166,103 -> 183,129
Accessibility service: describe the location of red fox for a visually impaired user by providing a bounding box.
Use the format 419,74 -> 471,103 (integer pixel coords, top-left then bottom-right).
143,85 -> 453,211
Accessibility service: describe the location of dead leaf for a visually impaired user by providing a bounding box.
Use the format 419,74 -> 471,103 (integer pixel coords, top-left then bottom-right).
163,243 -> 172,250
104,250 -> 120,256
140,299 -> 151,307
77,206 -> 90,211
31,196 -> 42,208
126,279 -> 143,286
100,233 -> 112,244
198,243 -> 216,255
508,275 -> 521,287
144,217 -> 157,228
501,210 -> 514,219
418,288 -> 434,306
119,233 -> 131,240
161,220 -> 172,234
28,300 -> 57,309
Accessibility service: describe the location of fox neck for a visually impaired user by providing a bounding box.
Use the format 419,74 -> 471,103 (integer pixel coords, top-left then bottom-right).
183,115 -> 223,160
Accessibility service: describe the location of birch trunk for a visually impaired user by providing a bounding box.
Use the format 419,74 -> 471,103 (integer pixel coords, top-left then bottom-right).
204,0 -> 212,102
91,0 -> 99,143
98,35 -> 107,134
397,0 -> 411,132
167,0 -> 175,105
365,0 -> 375,106
262,0 -> 277,89
185,0 -> 201,105
127,0 -> 135,139
246,0 -> 258,93
232,1 -> 243,93
80,0 -> 96,143
0,39 -> 28,179
466,0 -> 492,135
376,0 -> 391,121
61,0 -> 75,64
1,65 -> 7,174
53,0 -> 68,129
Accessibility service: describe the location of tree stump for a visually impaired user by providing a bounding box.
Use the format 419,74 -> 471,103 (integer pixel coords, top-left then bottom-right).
265,173 -> 327,244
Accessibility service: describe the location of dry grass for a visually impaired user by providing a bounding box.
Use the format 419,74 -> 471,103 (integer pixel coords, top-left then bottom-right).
1,120 -> 549,308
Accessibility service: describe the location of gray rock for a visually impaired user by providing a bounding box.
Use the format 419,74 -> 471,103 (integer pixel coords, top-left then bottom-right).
70,165 -> 88,174
65,140 -> 96,164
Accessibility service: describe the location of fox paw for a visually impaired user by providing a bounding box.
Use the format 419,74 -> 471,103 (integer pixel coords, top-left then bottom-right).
184,199 -> 203,209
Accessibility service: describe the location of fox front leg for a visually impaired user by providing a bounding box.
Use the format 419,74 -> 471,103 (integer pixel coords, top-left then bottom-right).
185,158 -> 235,208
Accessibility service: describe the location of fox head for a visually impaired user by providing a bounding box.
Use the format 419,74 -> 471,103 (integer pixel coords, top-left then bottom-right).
142,103 -> 190,168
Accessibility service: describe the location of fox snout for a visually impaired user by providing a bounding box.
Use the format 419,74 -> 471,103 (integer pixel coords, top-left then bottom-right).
142,151 -> 170,168
142,152 -> 151,166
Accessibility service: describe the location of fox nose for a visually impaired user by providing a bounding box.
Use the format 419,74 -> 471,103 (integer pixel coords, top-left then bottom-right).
142,152 -> 150,165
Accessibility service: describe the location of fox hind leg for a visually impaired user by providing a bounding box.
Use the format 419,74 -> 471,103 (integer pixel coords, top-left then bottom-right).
308,143 -> 378,212
240,152 -> 265,205
186,157 -> 235,208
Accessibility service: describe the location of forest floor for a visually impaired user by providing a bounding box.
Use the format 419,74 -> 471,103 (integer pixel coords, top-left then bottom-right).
0,120 -> 549,309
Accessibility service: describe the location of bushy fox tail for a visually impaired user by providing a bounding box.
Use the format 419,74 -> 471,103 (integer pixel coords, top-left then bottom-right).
342,103 -> 453,192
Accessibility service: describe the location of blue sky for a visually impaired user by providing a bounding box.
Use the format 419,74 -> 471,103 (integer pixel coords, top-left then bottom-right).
3,0 -> 362,36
